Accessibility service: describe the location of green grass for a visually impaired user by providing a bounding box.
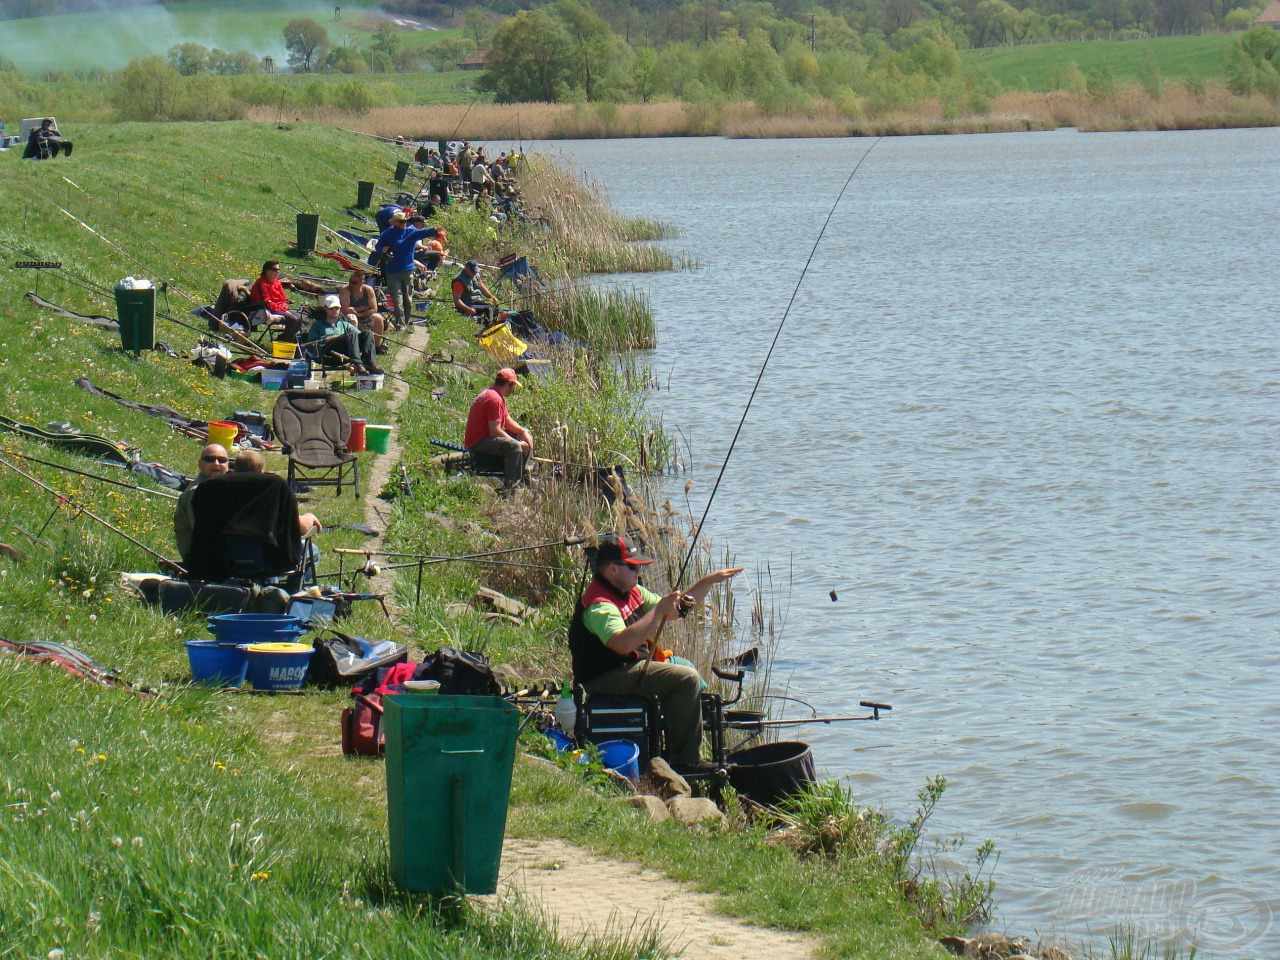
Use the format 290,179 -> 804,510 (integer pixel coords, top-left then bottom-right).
965,33 -> 1237,92
0,120 -> 963,960
0,0 -> 462,74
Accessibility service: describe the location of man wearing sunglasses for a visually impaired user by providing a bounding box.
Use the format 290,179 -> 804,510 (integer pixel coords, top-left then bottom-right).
173,443 -> 229,561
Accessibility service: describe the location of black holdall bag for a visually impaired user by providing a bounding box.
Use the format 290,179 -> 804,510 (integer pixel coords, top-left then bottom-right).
416,647 -> 502,696
308,632 -> 408,689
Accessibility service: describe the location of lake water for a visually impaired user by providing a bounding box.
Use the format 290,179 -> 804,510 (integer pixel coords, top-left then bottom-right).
531,128 -> 1280,957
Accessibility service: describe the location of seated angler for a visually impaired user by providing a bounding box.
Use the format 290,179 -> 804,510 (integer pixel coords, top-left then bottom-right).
305,295 -> 381,374
416,226 -> 448,273
463,367 -> 532,493
338,268 -> 386,353
24,118 -> 72,159
568,535 -> 743,777
231,450 -> 323,539
247,260 -> 302,339
173,443 -> 229,562
451,258 -> 497,325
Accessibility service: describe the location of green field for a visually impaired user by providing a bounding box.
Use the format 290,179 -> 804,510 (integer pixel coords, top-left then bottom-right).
964,33 -> 1237,91
0,0 -> 461,74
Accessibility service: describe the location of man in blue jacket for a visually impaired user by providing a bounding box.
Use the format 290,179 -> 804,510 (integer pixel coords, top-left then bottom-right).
374,211 -> 437,328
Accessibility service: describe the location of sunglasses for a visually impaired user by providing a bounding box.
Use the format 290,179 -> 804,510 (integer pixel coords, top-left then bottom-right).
201,455 -> 229,464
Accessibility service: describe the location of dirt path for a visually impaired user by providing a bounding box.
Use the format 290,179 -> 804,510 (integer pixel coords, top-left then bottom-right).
359,320 -> 432,618
356,329 -> 815,959
498,838 -> 816,960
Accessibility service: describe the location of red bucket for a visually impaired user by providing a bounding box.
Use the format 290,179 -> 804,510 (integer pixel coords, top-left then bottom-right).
349,418 -> 367,453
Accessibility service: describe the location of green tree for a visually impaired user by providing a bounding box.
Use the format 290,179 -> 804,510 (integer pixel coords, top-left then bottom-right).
464,7 -> 498,46
113,56 -> 182,121
630,46 -> 661,102
283,18 -> 329,73
167,42 -> 210,76
423,36 -> 476,73
208,48 -> 260,75
478,10 -> 574,102
552,0 -> 619,101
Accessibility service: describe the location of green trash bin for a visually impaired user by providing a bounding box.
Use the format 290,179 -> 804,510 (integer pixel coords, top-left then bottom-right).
295,213 -> 320,254
384,694 -> 519,895
356,180 -> 375,209
115,286 -> 155,353
393,160 -> 410,184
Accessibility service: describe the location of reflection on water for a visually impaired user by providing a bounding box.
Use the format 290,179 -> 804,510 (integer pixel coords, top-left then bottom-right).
532,129 -> 1279,957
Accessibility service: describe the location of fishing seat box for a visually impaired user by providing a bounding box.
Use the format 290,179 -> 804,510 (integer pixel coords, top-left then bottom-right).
575,693 -> 662,770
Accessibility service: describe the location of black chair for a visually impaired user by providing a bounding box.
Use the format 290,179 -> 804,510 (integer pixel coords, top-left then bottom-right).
184,473 -> 310,590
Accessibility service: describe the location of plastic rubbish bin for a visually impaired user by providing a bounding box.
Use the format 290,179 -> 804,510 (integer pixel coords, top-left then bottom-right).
295,213 -> 320,254
115,286 -> 155,353
356,180 -> 375,209
384,694 -> 519,894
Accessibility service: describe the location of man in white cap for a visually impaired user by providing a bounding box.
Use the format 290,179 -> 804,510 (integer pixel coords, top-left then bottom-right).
463,367 -> 532,491
304,294 -> 381,374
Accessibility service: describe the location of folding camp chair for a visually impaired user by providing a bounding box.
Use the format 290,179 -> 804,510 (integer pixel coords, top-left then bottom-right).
183,472 -> 314,591
272,390 -> 360,497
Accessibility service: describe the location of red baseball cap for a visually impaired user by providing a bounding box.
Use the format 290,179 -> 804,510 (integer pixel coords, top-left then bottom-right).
495,367 -> 520,388
596,534 -> 653,567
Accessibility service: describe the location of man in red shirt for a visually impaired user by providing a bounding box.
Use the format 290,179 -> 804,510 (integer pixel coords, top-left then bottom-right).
463,367 -> 532,491
247,260 -> 301,339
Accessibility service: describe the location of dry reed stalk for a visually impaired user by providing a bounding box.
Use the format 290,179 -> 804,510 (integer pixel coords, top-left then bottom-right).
250,87 -> 1278,140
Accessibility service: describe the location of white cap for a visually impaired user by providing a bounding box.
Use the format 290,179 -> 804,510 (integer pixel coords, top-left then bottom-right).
323,294 -> 341,308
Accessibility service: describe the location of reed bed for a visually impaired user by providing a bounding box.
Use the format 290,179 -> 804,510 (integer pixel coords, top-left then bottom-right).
262,85 -> 1279,140
531,283 -> 657,352
515,154 -> 677,275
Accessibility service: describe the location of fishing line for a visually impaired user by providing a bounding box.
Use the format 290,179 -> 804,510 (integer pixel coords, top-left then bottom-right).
8,452 -> 179,500
674,133 -> 895,587
0,455 -> 183,571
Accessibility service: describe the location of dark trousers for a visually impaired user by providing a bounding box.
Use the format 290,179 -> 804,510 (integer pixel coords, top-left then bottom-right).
468,436 -> 528,488
317,330 -> 375,369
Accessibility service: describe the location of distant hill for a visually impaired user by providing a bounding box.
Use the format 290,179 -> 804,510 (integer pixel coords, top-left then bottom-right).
0,0 -> 455,73
964,34 -> 1237,91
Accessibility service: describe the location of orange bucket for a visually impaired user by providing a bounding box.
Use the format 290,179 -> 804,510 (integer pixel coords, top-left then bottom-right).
349,418 -> 367,453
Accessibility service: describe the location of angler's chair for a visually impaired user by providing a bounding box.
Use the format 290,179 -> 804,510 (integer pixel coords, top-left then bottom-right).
429,438 -> 505,479
272,390 -> 360,497
184,472 -> 313,590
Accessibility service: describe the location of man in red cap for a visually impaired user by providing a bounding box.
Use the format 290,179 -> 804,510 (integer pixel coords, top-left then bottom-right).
463,367 -> 533,491
568,534 -> 742,776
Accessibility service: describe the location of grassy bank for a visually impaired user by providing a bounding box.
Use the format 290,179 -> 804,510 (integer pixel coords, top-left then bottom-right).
0,120 -> 975,959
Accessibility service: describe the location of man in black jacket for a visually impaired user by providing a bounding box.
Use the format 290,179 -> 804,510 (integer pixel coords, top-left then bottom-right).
24,119 -> 72,159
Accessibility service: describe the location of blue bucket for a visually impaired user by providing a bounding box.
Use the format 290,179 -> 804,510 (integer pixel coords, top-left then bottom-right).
545,728 -> 574,753
185,639 -> 248,687
596,739 -> 641,781
207,614 -> 305,646
243,642 -> 313,692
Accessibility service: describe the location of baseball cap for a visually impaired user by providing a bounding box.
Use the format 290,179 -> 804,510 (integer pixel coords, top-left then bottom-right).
495,367 -> 520,388
465,259 -> 479,272
595,534 -> 653,567
323,294 -> 341,308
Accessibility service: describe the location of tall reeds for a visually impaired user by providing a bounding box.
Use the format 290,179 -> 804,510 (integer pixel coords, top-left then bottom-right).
260,85 -> 1279,139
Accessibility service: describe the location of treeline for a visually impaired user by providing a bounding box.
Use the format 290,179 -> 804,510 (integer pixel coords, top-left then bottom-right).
388,0 -> 1274,49
0,52 -> 413,121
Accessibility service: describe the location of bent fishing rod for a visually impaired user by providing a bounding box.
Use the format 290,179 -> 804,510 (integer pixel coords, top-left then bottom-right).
672,132 -> 897,589
0,454 -> 184,572
642,129 -> 902,671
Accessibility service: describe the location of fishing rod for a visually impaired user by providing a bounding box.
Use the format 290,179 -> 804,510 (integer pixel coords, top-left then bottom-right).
8,452 -> 179,500
673,134 -> 896,588
333,536 -> 587,563
0,455 -> 183,572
